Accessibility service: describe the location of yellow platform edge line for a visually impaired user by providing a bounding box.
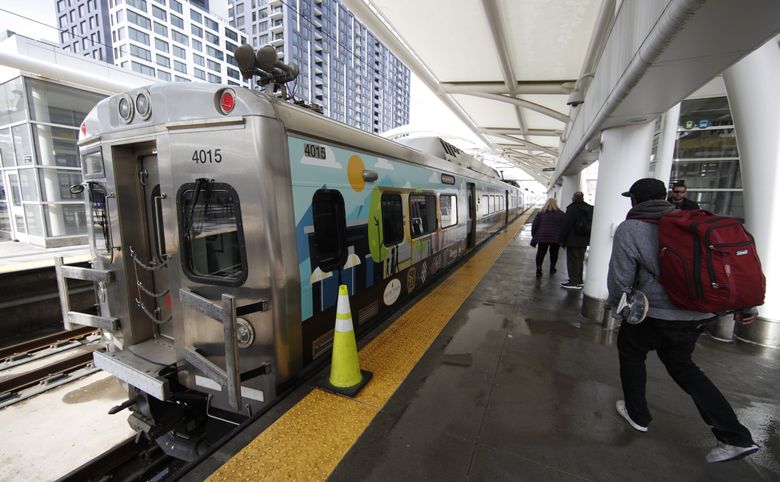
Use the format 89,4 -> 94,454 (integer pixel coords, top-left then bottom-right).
209,214 -> 530,482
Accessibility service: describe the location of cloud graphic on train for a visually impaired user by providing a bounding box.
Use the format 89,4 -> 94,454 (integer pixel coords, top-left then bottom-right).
403,181 -> 412,188
427,172 -> 439,183
300,145 -> 341,168
374,158 -> 394,170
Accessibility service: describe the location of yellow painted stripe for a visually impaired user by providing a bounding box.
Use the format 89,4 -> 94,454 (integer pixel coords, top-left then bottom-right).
335,313 -> 352,320
209,214 -> 530,482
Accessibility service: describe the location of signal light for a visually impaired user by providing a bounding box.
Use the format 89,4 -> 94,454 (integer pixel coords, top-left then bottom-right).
218,89 -> 236,115
118,94 -> 133,123
135,90 -> 152,120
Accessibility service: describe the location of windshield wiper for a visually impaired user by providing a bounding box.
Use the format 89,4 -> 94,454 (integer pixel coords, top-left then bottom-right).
184,178 -> 210,242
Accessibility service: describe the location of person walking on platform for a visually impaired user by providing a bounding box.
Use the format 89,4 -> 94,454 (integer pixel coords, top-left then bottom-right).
530,198 -> 564,278
667,180 -> 700,210
558,191 -> 593,289
607,177 -> 759,464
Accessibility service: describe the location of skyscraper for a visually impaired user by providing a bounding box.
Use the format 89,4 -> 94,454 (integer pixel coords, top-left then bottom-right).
56,0 -> 249,86
228,0 -> 410,134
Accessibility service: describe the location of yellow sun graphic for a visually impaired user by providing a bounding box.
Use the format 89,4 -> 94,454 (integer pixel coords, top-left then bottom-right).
347,155 -> 366,192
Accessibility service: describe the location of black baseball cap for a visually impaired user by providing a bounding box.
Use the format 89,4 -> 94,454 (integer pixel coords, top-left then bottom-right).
621,178 -> 667,203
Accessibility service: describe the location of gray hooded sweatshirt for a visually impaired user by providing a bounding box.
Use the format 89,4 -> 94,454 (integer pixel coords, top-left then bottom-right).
607,199 -> 712,321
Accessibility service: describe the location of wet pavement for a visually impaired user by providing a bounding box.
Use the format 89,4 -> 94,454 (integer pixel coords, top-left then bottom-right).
330,223 -> 780,481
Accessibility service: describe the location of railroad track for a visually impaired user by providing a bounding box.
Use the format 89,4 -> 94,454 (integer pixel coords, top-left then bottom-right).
0,347 -> 102,409
0,326 -> 98,367
57,435 -> 184,482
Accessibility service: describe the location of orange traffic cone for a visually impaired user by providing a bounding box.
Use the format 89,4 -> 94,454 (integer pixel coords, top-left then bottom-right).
318,285 -> 372,397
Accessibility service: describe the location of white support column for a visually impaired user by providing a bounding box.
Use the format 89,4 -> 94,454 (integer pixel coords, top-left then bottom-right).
655,103 -> 680,183
559,173 -> 581,208
723,39 -> 780,348
582,122 -> 655,324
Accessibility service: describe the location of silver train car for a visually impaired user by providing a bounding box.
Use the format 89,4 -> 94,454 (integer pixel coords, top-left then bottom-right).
60,81 -> 526,459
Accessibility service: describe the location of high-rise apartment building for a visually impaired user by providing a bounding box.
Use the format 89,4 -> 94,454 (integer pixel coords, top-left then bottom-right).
228,0 -> 410,134
56,0 -> 249,87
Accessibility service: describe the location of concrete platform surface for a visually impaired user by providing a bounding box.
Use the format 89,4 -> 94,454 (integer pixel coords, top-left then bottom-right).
0,240 -> 89,273
328,224 -> 780,481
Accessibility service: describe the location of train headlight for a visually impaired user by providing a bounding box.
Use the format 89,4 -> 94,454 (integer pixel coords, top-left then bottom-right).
118,94 -> 134,123
135,90 -> 152,120
217,88 -> 236,115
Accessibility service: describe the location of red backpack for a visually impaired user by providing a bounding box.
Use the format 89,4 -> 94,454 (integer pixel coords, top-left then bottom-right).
652,210 -> 765,313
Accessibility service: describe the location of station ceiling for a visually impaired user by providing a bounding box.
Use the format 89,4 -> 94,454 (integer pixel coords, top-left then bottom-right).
342,0 -> 607,184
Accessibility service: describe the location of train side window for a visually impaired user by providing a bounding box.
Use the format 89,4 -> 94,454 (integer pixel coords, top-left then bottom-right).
312,189 -> 347,272
479,195 -> 488,217
409,193 -> 437,238
177,180 -> 247,286
440,194 -> 458,228
381,192 -> 404,246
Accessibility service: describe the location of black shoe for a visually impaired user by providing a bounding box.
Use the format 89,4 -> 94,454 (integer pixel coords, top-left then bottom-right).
536,269 -> 542,278
561,281 -> 583,290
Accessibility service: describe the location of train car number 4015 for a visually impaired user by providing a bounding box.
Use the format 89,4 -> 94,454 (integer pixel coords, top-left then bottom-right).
192,149 -> 223,164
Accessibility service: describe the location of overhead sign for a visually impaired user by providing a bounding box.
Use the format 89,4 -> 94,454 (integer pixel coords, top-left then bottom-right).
542,167 -> 555,172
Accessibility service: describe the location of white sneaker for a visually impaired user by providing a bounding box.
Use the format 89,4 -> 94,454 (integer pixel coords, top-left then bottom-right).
615,400 -> 648,432
706,442 -> 759,463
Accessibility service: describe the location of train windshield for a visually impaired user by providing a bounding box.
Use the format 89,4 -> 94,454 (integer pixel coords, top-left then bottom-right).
178,180 -> 247,286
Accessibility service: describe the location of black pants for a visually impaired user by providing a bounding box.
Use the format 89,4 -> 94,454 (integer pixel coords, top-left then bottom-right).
617,317 -> 755,447
565,246 -> 586,284
535,243 -> 559,271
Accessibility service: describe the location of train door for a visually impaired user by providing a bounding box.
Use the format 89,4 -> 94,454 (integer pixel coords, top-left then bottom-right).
505,190 -> 509,224
136,154 -> 174,339
467,182 -> 476,248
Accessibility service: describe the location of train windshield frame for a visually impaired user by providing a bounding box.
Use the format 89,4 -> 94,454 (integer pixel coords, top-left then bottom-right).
177,180 -> 248,286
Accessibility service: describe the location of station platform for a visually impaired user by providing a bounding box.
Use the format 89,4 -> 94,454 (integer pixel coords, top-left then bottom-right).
184,214 -> 779,481
0,240 -> 89,274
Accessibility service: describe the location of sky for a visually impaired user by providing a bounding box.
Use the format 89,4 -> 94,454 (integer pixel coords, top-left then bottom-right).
0,0 -> 533,181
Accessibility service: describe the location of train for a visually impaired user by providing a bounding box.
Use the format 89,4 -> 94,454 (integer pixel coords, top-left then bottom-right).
57,46 -> 527,461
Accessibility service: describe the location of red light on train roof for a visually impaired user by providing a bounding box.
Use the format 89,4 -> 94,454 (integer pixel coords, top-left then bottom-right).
80,121 -> 86,137
218,89 -> 236,115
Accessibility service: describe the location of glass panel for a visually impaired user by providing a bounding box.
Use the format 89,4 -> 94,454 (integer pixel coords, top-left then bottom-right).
26,78 -> 105,127
671,160 -> 742,189
0,202 -> 10,233
12,124 -> 35,165
379,193 -> 403,246
89,183 -> 111,255
312,189 -> 346,271
33,125 -> 80,167
0,127 -> 15,167
179,183 -> 245,283
409,194 -> 437,237
44,204 -> 87,236
24,204 -> 44,236
15,213 -> 26,233
0,77 -> 28,126
440,194 -> 457,228
479,195 -> 488,217
39,169 -> 84,201
691,191 -> 744,220
9,174 -> 21,206
18,168 -> 39,201
679,97 -> 732,127
675,128 -> 738,159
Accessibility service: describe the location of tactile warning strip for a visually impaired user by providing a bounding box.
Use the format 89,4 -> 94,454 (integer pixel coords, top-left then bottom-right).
209,215 -> 529,481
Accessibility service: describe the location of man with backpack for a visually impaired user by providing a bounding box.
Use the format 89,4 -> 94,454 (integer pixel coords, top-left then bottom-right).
559,191 -> 593,289
607,177 -> 759,463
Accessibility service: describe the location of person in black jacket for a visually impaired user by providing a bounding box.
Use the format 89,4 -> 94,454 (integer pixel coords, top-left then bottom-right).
667,181 -> 700,210
559,191 -> 593,289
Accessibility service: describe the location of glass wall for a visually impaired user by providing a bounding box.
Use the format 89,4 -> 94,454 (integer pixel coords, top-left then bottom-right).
0,75 -> 105,246
671,96 -> 744,220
